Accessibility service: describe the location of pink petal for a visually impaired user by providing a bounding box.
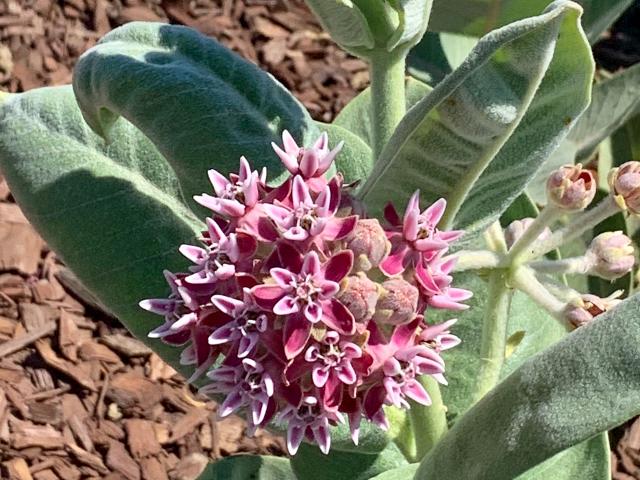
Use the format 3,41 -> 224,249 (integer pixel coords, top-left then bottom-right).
274,295 -> 300,315
238,156 -> 251,181
322,299 -> 355,335
404,380 -> 431,406
214,263 -> 235,280
282,130 -> 300,154
304,302 -> 323,323
300,150 -> 319,178
179,245 -> 207,264
313,131 -> 328,150
206,217 -> 226,243
302,251 -> 321,276
272,142 -> 299,174
207,169 -> 229,197
283,226 -> 309,241
284,315 -> 312,359
238,333 -> 260,358
287,424 -> 305,455
318,142 -> 343,175
312,366 -> 330,388
323,250 -> 354,283
323,215 -> 358,241
337,361 -> 357,385
139,299 -> 175,315
312,422 -> 331,454
403,207 -> 419,241
379,241 -> 409,276
270,268 -> 297,288
252,284 -> 286,309
292,176 -> 313,207
424,198 -> 447,225
208,323 -> 236,345
349,410 -> 361,446
220,390 -> 244,417
243,172 -> 260,207
414,238 -> 449,251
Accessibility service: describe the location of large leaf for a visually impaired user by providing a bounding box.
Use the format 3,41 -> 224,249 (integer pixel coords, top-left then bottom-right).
407,32 -> 478,85
334,78 -> 431,147
290,440 -> 408,480
358,1 -> 593,240
416,292 -> 640,480
73,22 -> 320,208
197,455 -> 295,480
0,86 -> 200,378
529,62 -> 640,204
428,0 -> 634,42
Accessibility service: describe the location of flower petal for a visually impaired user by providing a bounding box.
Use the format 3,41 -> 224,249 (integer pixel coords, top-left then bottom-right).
322,299 -> 355,335
283,315 -> 312,359
274,295 -> 300,316
323,250 -> 354,283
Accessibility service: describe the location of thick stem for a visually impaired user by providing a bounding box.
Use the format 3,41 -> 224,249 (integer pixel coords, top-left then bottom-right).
510,266 -> 569,327
472,269 -> 512,402
525,196 -> 620,262
370,52 -> 406,159
453,250 -> 502,272
503,205 -> 561,266
529,257 -> 590,275
409,375 -> 448,460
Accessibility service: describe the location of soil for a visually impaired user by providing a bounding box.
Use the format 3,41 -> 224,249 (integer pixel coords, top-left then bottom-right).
0,1 -> 638,479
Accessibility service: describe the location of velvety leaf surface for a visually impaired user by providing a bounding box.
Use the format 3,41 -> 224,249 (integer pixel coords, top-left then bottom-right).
369,463 -> 419,479
290,440 -> 408,480
197,455 -> 295,479
303,0 -> 374,52
358,1 -> 593,240
408,32 -> 477,85
416,293 -> 640,480
73,22 -> 320,208
428,0 -> 634,42
0,86 -> 201,378
333,78 -> 431,147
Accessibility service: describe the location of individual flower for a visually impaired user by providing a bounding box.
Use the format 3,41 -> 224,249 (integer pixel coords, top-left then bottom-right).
565,291 -> 623,329
345,219 -> 390,271
415,256 -> 472,310
272,130 -> 343,189
586,231 -> 635,280
252,250 -> 355,358
504,217 -> 552,250
608,161 -> 640,214
546,163 -> 596,211
381,192 -> 462,276
416,318 -> 461,354
179,218 -> 256,286
194,156 -> 263,217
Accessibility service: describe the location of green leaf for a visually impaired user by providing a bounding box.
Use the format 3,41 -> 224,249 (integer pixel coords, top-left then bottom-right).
197,455 -> 295,480
0,86 -> 200,379
369,463 -> 419,480
72,22 -> 320,209
515,434 -> 610,479
386,0 -> 433,52
303,0 -> 374,53
529,63 -> 640,204
334,78 -> 431,147
290,440 -> 408,480
407,32 -> 477,85
358,1 -> 594,240
315,121 -> 374,185
428,0 -> 634,43
416,292 -> 640,480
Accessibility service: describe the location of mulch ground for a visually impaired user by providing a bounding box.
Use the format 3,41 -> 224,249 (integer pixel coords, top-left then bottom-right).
0,1 -> 639,479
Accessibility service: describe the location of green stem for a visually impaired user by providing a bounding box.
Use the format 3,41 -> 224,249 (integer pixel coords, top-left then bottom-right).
370,52 -> 406,159
511,266 -> 569,327
503,204 -> 561,267
529,257 -> 590,275
453,250 -> 502,272
472,269 -> 512,402
410,375 -> 448,460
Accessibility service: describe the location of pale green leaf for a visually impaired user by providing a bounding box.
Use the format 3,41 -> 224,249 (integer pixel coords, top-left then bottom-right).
416,293 -> 640,480
197,455 -> 295,480
73,22 -> 320,209
369,463 -> 419,480
304,0 -> 374,51
359,1 -> 593,241
386,0 -> 433,51
0,86 -> 200,378
408,32 -> 477,85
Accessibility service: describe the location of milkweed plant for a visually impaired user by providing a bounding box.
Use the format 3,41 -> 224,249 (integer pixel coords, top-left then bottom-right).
1,0 -> 640,479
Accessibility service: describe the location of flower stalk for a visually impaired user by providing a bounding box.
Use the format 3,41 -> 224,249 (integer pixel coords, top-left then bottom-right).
410,375 -> 448,460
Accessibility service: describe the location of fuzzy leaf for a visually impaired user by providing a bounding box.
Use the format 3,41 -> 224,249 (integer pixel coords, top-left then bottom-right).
0,86 -> 200,379
358,1 -> 593,240
386,0 -> 433,51
197,455 -> 295,479
72,22 -> 320,209
416,293 -> 640,480
303,0 -> 374,52
408,32 -> 477,85
290,441 -> 408,480
428,0 -> 634,43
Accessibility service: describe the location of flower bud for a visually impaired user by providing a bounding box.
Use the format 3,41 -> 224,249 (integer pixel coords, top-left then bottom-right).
586,231 -> 635,280
337,274 -> 380,323
608,161 -> 640,214
565,291 -> 623,329
546,164 -> 596,211
503,217 -> 552,249
374,278 -> 419,325
345,219 -> 391,272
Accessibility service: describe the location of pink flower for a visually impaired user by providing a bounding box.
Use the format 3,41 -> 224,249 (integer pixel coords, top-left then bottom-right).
416,256 -> 472,310
272,130 -> 343,190
262,176 -> 356,245
179,218 -> 256,287
194,156 -> 264,217
381,192 -> 463,276
209,289 -> 269,358
252,250 -> 355,358
417,319 -> 461,353
201,357 -> 275,427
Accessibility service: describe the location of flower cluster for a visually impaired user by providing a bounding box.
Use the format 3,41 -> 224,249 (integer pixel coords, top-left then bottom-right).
140,131 -> 470,455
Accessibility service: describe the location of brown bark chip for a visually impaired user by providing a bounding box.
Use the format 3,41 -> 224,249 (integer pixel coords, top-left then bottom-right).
3,458 -> 33,480
125,418 -> 162,459
106,441 -> 141,480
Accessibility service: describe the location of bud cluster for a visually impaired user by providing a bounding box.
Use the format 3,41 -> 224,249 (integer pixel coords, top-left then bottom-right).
140,131 -> 470,455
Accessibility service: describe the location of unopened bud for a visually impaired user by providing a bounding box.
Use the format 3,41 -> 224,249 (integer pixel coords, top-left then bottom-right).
587,231 -> 635,280
608,161 -> 640,214
546,164 -> 596,211
565,291 -> 623,329
345,219 -> 391,272
337,274 -> 380,323
374,278 -> 419,325
504,217 -> 552,249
